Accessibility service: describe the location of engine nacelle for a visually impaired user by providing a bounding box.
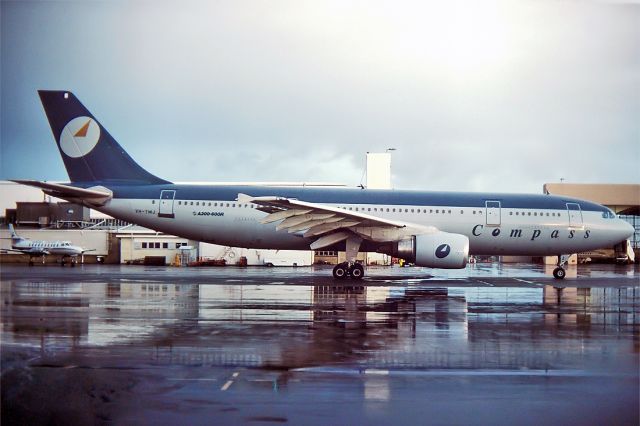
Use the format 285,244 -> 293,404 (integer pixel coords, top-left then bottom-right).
385,232 -> 469,269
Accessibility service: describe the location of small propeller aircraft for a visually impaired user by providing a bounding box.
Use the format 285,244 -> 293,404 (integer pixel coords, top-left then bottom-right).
2,224 -> 94,266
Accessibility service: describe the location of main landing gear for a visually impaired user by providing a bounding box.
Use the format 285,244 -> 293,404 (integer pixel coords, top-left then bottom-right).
332,236 -> 364,280
28,255 -> 44,266
332,262 -> 364,280
553,254 -> 570,279
60,256 -> 77,267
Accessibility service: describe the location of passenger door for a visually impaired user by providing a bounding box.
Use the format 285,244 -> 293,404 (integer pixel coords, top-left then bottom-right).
566,203 -> 583,227
159,190 -> 176,218
485,201 -> 501,226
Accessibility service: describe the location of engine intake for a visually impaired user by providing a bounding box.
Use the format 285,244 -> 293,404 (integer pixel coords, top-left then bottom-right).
384,232 -> 469,269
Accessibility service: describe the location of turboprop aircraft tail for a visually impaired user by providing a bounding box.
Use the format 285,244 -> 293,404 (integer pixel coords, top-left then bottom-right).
8,224 -> 25,243
38,90 -> 169,185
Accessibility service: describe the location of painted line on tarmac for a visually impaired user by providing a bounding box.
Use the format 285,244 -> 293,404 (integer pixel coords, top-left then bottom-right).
292,367 -> 600,377
475,279 -> 495,287
364,369 -> 389,375
220,371 -> 240,391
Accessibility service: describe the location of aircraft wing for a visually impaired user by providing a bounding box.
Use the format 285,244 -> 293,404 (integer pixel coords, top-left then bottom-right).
2,248 -> 50,255
237,193 -> 437,249
11,180 -> 112,206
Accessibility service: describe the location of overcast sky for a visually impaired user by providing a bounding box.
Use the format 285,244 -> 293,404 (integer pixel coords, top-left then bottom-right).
1,0 -> 639,194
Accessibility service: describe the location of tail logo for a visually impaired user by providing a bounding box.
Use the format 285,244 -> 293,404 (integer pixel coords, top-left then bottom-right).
60,116 -> 101,158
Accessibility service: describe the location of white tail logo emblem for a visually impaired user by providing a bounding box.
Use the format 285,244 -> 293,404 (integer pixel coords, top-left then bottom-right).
60,116 -> 100,158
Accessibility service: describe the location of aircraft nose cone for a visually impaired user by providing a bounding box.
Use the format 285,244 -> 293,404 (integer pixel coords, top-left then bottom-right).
621,220 -> 635,240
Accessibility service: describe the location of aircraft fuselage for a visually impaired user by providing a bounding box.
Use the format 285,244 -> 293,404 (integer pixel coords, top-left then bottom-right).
92,183 -> 631,256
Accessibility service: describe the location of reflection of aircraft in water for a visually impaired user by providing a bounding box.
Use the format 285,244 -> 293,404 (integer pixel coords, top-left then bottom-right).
2,224 -> 93,266
3,281 -> 637,371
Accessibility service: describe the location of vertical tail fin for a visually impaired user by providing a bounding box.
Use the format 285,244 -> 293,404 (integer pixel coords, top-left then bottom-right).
38,91 -> 169,184
8,224 -> 24,242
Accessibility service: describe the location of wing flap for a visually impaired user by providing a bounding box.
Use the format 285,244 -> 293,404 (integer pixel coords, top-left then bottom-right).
260,209 -> 313,224
276,213 -> 336,231
309,232 -> 351,250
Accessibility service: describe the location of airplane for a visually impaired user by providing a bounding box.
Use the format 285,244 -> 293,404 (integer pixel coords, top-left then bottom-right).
12,90 -> 634,280
2,224 -> 93,266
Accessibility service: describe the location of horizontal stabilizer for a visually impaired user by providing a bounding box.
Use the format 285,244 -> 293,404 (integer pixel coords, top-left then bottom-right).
12,180 -> 112,205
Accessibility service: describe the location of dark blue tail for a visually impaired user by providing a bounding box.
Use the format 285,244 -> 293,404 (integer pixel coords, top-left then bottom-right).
38,90 -> 169,184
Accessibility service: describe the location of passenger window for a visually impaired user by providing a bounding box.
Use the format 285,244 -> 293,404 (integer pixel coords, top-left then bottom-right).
436,210 -> 439,213
528,212 -> 531,216
208,202 -> 211,206
534,212 -> 537,216
448,210 -> 451,214
411,209 -> 414,213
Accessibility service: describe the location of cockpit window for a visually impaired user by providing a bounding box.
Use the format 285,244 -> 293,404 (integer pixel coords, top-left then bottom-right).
602,210 -> 615,219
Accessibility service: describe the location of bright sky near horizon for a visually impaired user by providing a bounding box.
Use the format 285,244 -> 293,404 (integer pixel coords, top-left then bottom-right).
1,0 -> 638,194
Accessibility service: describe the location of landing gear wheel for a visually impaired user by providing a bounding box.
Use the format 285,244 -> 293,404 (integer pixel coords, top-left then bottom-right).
71,261 -> 76,268
349,263 -> 364,280
28,260 -> 34,267
60,261 -> 65,267
332,263 -> 348,280
553,267 -> 566,280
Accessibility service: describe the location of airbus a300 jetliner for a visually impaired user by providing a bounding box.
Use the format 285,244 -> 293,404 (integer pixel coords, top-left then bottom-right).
13,91 -> 634,279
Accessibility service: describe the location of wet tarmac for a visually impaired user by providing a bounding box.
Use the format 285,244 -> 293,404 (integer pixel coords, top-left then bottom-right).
1,263 -> 638,425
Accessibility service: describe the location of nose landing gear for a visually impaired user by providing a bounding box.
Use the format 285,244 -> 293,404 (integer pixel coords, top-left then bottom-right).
553,254 -> 571,279
552,267 -> 566,279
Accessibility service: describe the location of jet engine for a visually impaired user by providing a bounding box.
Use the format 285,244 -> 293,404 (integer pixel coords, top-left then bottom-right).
382,232 -> 469,269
